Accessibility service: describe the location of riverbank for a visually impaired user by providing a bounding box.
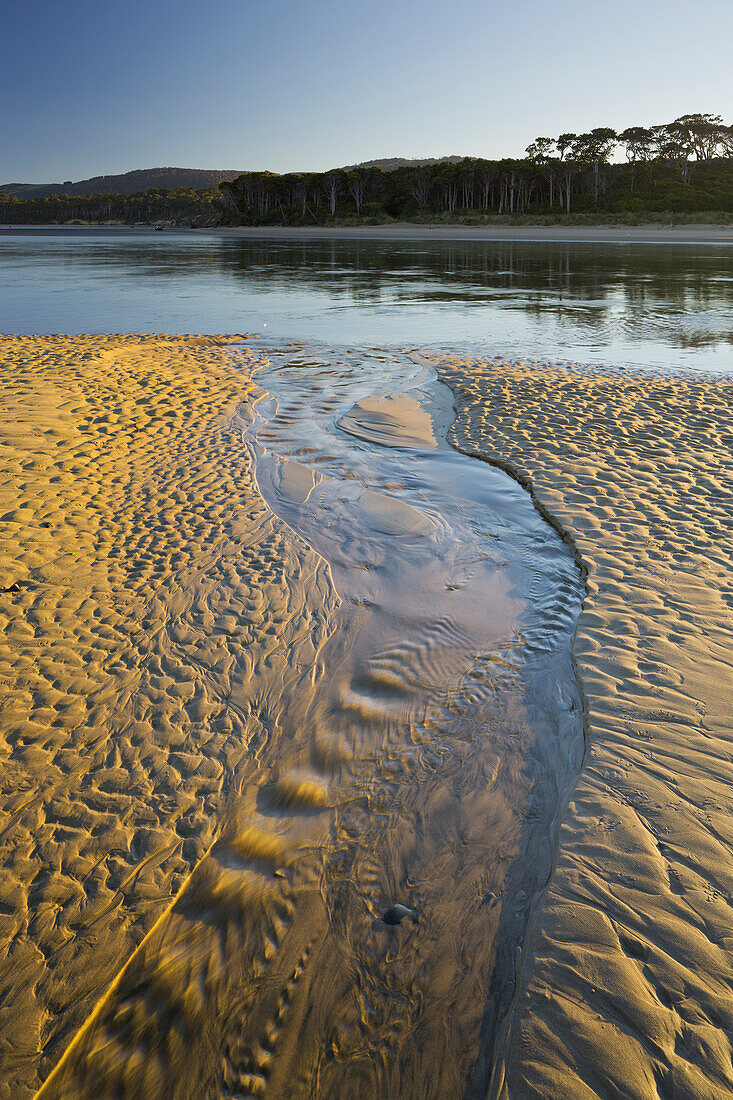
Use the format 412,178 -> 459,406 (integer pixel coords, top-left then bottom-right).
212,223 -> 733,244
434,354 -> 733,1098
3,223 -> 733,243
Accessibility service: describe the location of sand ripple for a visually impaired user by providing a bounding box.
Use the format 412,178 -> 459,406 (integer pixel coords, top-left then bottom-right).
4,336 -> 701,1097
339,393 -> 438,450
22,341 -> 585,1100
435,354 -> 733,1099
0,336 -> 339,1098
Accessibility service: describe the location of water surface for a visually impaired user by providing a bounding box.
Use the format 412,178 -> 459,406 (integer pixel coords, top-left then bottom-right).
31,341 -> 585,1099
2,230 -> 732,372
232,343 -> 585,1096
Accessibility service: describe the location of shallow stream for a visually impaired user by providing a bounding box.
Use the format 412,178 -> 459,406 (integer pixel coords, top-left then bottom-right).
227,342 -> 585,1096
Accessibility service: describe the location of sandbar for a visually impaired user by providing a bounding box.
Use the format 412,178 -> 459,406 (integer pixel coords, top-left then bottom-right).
434,353 -> 733,1098
2,224 -> 733,244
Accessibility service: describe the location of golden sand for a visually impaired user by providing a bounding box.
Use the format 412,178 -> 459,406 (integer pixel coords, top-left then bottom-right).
7,339 -> 582,1100
31,343 -> 564,1099
435,355 -> 733,1098
3,335 -> 732,1097
0,336 -> 338,1098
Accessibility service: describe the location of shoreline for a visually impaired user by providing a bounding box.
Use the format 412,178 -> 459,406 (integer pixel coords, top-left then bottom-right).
1,223 -> 733,244
209,223 -> 733,245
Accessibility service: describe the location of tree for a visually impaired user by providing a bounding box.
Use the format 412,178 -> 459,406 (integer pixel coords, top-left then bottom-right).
556,133 -> 576,160
525,137 -> 555,162
570,128 -> 617,202
557,161 -> 581,213
435,163 -> 459,213
346,168 -> 370,214
476,162 -> 497,209
721,125 -> 733,157
618,126 -> 653,163
660,122 -> 694,182
408,165 -> 433,209
673,114 -> 728,160
457,159 -> 476,208
322,171 -> 343,216
618,126 -> 654,190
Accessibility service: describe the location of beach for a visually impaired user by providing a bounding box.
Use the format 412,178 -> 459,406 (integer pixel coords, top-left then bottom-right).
435,355 -> 733,1097
2,224 -> 733,244
1,336 -> 731,1097
0,336 -> 340,1097
210,225 -> 733,245
5,0 -> 733,1091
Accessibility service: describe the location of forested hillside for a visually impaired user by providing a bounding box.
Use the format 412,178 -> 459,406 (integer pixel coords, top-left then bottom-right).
2,115 -> 731,226
0,167 -> 244,200
223,115 -> 733,223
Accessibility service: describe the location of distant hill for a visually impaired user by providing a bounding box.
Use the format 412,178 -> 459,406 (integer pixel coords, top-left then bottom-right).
0,168 -> 246,200
340,156 -> 464,172
1,161 -> 467,200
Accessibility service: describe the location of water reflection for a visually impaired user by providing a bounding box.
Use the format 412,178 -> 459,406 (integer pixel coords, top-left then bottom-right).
1,231 -> 732,370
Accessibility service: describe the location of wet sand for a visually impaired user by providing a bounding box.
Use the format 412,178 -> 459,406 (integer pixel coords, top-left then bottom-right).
433,354 -> 733,1097
17,340 -> 583,1099
2,336 -> 586,1099
2,336 -> 732,1097
210,225 -> 733,245
3,224 -> 733,244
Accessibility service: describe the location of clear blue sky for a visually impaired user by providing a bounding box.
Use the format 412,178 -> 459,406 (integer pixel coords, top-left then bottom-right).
2,0 -> 732,181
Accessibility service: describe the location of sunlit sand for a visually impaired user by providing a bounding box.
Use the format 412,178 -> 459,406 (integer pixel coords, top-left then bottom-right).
435,353 -> 733,1098
0,336 -> 731,1098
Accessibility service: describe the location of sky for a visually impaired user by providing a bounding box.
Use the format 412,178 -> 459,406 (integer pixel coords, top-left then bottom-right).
2,0 -> 732,182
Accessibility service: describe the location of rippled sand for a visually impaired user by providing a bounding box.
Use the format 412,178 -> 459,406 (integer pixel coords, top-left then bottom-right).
433,354 -> 733,1098
3,336 -> 731,1098
1,336 -> 587,1099
0,336 -> 339,1097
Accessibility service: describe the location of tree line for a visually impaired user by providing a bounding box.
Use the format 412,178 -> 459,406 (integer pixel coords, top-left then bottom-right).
221,114 -> 733,221
0,187 -> 226,226
2,114 -> 731,226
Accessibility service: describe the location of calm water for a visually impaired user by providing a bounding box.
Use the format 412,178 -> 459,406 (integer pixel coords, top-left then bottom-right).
1,229 -> 732,372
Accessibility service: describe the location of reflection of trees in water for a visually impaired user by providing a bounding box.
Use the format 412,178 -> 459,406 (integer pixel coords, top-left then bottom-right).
228,240 -> 732,314
17,236 -> 733,347
221,240 -> 733,345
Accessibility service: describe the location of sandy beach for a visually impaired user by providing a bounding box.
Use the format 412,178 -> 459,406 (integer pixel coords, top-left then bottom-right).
209,225 -> 733,245
434,355 -> 733,1097
2,224 -> 733,245
5,0 -> 732,1091
0,336 -> 339,1097
19,339 -> 583,1099
1,336 -> 732,1097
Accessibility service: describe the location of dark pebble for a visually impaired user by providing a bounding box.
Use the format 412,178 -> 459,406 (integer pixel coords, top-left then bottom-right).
380,903 -> 417,926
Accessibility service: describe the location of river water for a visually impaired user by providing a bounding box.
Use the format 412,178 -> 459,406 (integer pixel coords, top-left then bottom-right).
2,229 -> 733,372
234,343 -> 584,1095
